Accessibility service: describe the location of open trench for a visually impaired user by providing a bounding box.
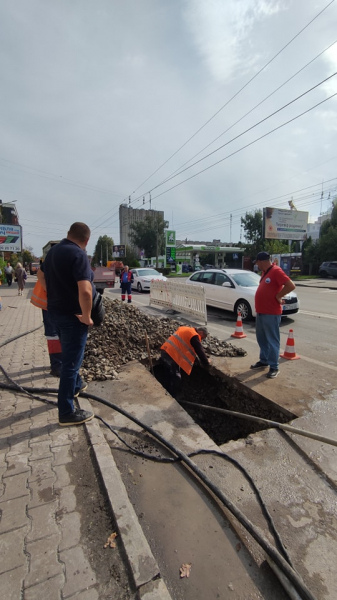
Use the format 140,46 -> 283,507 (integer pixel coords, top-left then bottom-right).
153,363 -> 294,445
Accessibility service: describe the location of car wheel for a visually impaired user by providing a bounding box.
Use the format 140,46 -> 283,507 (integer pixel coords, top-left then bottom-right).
137,282 -> 143,293
235,300 -> 252,322
319,271 -> 328,278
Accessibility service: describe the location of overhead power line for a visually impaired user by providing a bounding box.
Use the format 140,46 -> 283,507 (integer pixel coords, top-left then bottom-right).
128,0 -> 336,196
150,92 -> 337,202
148,73 -> 337,193
161,39 -> 337,184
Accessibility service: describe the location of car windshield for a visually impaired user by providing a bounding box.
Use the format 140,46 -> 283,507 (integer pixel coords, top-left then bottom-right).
138,269 -> 161,276
230,272 -> 260,287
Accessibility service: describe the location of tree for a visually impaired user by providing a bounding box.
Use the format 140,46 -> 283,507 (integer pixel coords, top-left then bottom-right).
92,235 -> 114,266
124,245 -> 140,268
241,210 -> 263,245
21,246 -> 37,267
129,215 -> 169,262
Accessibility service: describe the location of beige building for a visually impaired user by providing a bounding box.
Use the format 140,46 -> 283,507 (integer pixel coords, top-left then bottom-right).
119,204 -> 164,250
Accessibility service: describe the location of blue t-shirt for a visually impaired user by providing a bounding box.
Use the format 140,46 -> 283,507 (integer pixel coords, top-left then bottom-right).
41,239 -> 94,314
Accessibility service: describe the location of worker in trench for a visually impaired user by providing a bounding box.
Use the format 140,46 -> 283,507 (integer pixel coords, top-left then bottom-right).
160,325 -> 211,398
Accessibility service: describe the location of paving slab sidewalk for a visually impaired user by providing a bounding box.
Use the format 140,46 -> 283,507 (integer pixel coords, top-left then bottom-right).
0,281 -> 171,600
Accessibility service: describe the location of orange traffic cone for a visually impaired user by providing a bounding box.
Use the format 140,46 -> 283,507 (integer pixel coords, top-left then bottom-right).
280,329 -> 300,360
231,312 -> 246,339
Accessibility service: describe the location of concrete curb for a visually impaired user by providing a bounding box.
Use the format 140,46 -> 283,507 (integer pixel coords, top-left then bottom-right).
78,397 -> 173,600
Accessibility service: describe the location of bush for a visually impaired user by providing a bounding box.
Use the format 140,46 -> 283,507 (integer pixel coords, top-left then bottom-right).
157,267 -> 171,276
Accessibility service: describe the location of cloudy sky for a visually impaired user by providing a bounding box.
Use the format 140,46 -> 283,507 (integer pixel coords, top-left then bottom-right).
1,0 -> 337,257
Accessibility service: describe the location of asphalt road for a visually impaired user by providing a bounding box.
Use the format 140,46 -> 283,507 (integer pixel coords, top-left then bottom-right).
106,283 -> 337,370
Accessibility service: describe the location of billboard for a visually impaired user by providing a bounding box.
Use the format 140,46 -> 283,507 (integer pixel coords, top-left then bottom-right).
0,224 -> 22,252
112,244 -> 125,258
165,230 -> 176,247
263,208 -> 308,241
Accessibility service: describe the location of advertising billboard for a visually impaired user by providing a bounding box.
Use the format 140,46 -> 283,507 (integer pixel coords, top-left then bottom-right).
165,230 -> 176,247
263,208 -> 308,241
112,244 -> 126,258
0,224 -> 22,252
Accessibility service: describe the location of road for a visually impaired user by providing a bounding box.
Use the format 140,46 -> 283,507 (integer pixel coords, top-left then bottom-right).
106,283 -> 337,373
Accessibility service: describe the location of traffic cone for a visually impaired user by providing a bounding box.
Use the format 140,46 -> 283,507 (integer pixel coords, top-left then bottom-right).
280,329 -> 300,360
231,312 -> 246,338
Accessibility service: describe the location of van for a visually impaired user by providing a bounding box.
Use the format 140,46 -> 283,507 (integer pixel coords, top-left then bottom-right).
29,262 -> 40,275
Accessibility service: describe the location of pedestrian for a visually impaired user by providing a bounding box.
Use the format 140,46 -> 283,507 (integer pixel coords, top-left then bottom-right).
30,275 -> 62,377
120,265 -> 134,303
250,251 -> 296,379
37,222 -> 95,426
160,325 -> 211,398
5,262 -> 13,287
42,310 -> 62,377
15,262 -> 26,295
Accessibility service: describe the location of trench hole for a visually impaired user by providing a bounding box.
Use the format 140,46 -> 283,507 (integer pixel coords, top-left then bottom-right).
153,363 -> 294,445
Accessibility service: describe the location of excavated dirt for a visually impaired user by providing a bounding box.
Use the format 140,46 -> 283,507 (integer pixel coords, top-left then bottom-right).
82,299 -> 247,382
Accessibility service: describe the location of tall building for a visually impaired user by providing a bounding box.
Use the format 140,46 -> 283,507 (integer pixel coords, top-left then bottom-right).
119,204 -> 165,250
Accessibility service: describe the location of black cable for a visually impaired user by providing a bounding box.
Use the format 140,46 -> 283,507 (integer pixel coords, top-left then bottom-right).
0,376 -> 317,600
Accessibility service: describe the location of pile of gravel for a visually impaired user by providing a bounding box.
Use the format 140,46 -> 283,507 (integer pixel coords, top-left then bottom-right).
82,299 -> 247,382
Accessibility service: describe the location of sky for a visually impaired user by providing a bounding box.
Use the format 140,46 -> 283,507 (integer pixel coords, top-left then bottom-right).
1,0 -> 337,257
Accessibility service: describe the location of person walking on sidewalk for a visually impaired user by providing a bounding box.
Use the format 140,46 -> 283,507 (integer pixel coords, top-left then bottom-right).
4,262 -> 13,286
250,251 -> 296,379
38,222 -> 95,426
120,265 -> 134,303
15,262 -> 26,295
160,325 -> 211,398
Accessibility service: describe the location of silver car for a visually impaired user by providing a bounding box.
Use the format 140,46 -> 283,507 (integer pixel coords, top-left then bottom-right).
185,268 -> 299,321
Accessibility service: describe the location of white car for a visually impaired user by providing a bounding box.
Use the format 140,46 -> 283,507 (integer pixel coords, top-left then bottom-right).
131,268 -> 167,292
186,268 -> 299,321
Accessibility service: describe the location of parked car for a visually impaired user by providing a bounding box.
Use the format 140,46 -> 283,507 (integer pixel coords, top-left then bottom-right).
131,268 -> 167,292
318,261 -> 337,278
185,268 -> 299,321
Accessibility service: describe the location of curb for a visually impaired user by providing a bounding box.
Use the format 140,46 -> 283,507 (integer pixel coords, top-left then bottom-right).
79,397 -> 173,600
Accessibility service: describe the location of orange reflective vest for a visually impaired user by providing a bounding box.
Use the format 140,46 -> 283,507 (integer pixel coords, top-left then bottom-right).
161,326 -> 200,375
30,279 -> 48,310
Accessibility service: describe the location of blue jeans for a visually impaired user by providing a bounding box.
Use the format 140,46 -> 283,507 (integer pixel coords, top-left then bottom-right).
255,313 -> 281,370
49,312 -> 88,417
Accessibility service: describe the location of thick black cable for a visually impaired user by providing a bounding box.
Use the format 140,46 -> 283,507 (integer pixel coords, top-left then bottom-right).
0,377 -> 316,600
129,0 -> 335,197
0,373 -> 292,565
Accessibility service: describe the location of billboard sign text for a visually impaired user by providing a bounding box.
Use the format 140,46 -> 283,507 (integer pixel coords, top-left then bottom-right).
263,208 -> 308,241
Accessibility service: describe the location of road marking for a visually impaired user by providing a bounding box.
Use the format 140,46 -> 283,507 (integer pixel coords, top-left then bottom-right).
300,310 -> 337,320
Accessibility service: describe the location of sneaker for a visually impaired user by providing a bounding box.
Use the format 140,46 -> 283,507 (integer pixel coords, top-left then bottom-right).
266,368 -> 279,379
74,383 -> 88,397
250,361 -> 268,369
59,408 -> 94,426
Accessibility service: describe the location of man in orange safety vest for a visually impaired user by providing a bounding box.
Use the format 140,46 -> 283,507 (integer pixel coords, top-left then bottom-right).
160,325 -> 211,398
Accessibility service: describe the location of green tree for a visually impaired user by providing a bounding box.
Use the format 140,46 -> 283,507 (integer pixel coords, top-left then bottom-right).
22,246 -> 37,267
124,245 -> 140,268
241,210 -> 263,245
92,235 -> 114,267
319,227 -> 337,262
129,215 -> 169,263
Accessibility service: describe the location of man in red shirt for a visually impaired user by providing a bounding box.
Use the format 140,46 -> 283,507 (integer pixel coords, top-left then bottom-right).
251,252 -> 295,378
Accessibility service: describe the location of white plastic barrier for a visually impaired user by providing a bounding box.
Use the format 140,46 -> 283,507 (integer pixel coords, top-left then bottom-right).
150,280 -> 207,324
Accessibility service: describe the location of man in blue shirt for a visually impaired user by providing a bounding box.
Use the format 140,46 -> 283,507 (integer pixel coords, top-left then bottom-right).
38,222 -> 94,426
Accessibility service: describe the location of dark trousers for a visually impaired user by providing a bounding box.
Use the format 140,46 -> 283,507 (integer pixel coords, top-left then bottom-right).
160,350 -> 182,398
42,310 -> 62,372
49,312 -> 88,417
121,282 -> 132,302
6,274 -> 13,286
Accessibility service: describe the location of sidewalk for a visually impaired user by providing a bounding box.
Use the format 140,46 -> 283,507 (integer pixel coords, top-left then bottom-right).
0,280 -> 142,600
